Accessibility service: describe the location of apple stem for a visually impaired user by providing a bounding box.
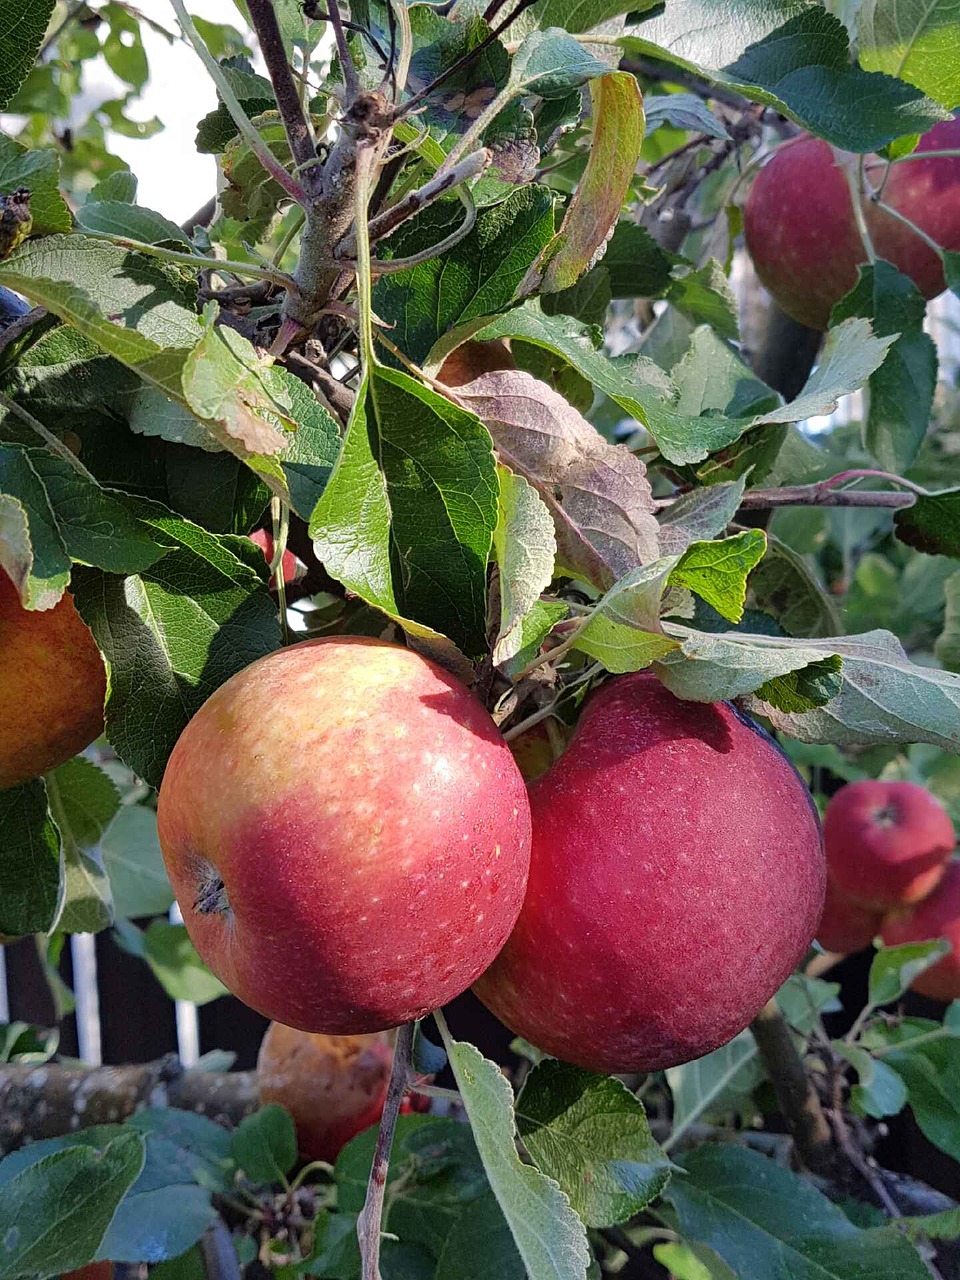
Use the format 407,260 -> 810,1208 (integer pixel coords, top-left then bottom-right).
838,152 -> 877,264
356,1020 -> 415,1280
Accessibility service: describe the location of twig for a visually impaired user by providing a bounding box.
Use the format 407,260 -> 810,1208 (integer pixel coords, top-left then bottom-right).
326,0 -> 361,102
0,391 -> 98,484
246,0 -> 319,181
750,999 -> 835,1175
181,197 -> 217,236
337,150 -> 489,257
169,0 -> 310,205
840,153 -> 876,264
199,1217 -> 243,1280
366,179 -> 481,275
356,1022 -> 414,1280
738,484 -> 916,511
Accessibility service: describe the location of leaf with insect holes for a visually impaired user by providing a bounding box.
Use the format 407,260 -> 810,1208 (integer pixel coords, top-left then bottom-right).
310,365 -> 498,660
534,72 -> 644,294
0,779 -> 62,937
454,368 -> 659,589
440,1035 -> 592,1280
493,466 -> 557,667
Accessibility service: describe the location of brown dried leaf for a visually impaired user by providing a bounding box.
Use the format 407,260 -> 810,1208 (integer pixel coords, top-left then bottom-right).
454,369 -> 660,588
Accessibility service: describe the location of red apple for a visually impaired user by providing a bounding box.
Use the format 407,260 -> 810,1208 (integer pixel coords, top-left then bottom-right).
0,570 -> 105,790
157,637 -> 531,1033
882,860 -> 960,1001
249,528 -> 299,584
62,1265 -> 112,1280
473,673 -> 825,1074
816,876 -> 884,955
823,780 -> 955,911
257,1023 -> 394,1162
744,119 -> 960,330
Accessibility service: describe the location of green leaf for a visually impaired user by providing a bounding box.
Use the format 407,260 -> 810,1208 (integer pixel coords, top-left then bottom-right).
102,1 -> 149,88
894,486 -> 960,557
666,261 -> 739,341
440,1035 -> 591,1280
46,757 -> 120,935
602,222 -> 678,300
936,572 -> 960,671
231,1105 -> 298,1185
753,656 -> 844,713
572,558 -> 679,673
859,0 -> 960,109
434,1192 -> 524,1280
529,0 -> 658,35
374,187 -> 556,365
20,447 -> 171,576
0,443 -> 70,608
0,134 -> 70,235
493,466 -> 556,667
538,72 -> 644,294
886,1037 -> 960,1163
667,1144 -> 930,1279
454,367 -> 659,589
653,1241 -> 736,1280
0,1130 -> 145,1278
89,170 -> 139,204
71,511 -> 281,788
658,625 -> 960,752
270,367 -> 340,520
748,535 -> 840,640
644,94 -> 729,140
0,0 -> 57,110
0,779 -> 62,937
666,1032 -> 762,1146
508,29 -> 610,98
901,1207 -> 960,1243
657,479 -> 747,556
516,1059 -> 672,1227
336,1115 -> 488,1259
671,326 -> 778,421
831,262 -> 937,472
670,530 -> 766,624
499,598 -> 568,679
76,201 -> 192,247
141,920 -> 229,1005
868,939 -> 952,1006
101,804 -> 173,920
833,1043 -> 908,1119
309,365 -> 498,658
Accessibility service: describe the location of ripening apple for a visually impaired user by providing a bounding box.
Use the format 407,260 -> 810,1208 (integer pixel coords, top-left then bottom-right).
816,876 -> 884,955
249,528 -> 299,584
744,118 -> 960,330
473,673 -> 825,1074
258,1023 -> 394,1161
0,570 -> 105,790
823,780 -> 955,911
882,860 -> 960,1001
157,637 -> 531,1033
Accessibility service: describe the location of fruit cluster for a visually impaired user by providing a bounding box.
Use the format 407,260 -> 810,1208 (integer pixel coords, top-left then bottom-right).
818,781 -> 959,999
156,637 -> 826,1076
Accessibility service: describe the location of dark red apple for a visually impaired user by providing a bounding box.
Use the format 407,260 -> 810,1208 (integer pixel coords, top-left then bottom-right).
249,528 -> 299,584
744,119 -> 960,330
823,780 -> 954,911
157,637 -> 531,1033
0,570 -> 105,790
816,876 -> 884,955
882,860 -> 960,1001
473,673 -> 825,1074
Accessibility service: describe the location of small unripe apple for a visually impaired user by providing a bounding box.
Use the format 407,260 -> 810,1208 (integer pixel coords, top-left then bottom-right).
744,119 -> 960,330
258,1023 -> 394,1162
816,876 -> 884,955
249,528 -> 299,584
823,780 -> 955,911
0,570 -> 105,790
158,637 -> 531,1033
882,860 -> 960,1001
474,673 -> 825,1074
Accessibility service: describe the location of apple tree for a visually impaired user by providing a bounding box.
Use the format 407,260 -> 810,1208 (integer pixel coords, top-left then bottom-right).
2,0 -> 960,1277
